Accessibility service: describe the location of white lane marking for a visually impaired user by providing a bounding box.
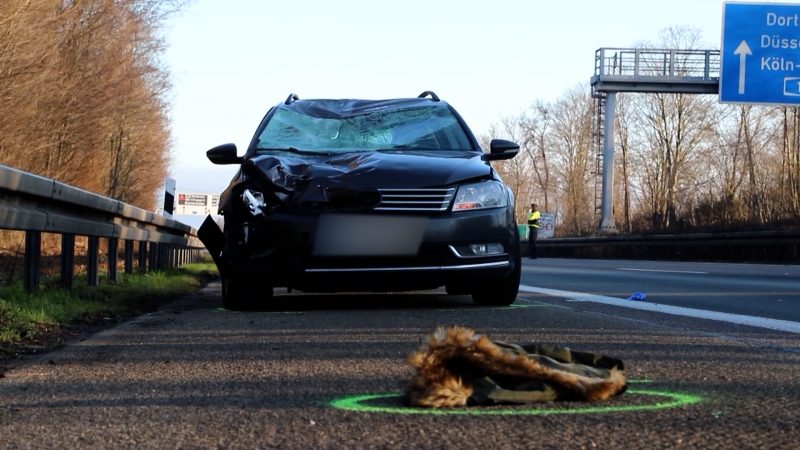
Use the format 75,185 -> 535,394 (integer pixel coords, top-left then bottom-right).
518,284 -> 800,334
617,268 -> 707,274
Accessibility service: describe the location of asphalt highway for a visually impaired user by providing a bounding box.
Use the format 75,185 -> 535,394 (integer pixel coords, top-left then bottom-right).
1,259 -> 799,449
522,258 -> 800,322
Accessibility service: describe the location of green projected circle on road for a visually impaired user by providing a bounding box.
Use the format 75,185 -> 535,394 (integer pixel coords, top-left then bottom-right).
329,389 -> 702,416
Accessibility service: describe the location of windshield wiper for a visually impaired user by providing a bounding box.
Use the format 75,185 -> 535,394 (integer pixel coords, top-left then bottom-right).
258,147 -> 335,156
375,145 -> 421,152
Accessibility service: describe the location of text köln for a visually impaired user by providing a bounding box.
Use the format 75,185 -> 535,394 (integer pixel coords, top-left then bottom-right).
761,12 -> 800,72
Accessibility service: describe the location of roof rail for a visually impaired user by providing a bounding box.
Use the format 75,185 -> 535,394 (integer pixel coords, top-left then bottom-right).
285,93 -> 299,105
417,91 -> 440,102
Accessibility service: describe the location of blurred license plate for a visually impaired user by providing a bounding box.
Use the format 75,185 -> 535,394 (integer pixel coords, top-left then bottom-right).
313,214 -> 428,256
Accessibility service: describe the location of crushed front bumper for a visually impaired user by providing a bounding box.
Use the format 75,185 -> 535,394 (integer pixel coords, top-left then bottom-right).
199,206 -> 519,292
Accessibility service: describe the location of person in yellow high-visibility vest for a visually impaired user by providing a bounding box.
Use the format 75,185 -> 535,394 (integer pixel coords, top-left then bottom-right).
527,203 -> 541,259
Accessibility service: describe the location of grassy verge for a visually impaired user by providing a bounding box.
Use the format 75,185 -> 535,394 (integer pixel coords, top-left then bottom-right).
0,263 -> 219,358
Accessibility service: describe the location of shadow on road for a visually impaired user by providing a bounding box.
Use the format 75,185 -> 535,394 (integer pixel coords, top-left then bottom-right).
249,289 -> 481,312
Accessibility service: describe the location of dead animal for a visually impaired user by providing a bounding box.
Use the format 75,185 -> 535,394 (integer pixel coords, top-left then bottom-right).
407,326 -> 627,407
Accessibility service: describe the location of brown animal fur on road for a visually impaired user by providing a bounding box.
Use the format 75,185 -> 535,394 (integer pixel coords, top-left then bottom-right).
407,326 -> 627,408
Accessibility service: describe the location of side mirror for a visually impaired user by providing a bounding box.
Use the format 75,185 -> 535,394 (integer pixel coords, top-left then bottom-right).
483,139 -> 519,161
206,143 -> 242,165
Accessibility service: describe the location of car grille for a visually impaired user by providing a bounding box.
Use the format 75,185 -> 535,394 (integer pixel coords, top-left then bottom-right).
374,188 -> 455,212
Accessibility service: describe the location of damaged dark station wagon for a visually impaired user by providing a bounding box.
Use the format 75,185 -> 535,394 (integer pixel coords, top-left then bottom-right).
198,91 -> 521,310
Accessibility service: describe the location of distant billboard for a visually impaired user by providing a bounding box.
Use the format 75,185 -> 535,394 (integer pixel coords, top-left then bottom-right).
175,192 -> 221,216
538,213 -> 555,239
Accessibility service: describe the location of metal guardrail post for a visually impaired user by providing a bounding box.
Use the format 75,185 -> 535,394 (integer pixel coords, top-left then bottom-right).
124,240 -> 134,274
24,230 -> 41,292
87,236 -> 99,286
139,240 -> 147,273
107,237 -> 118,282
61,233 -> 74,290
166,244 -> 173,269
149,242 -> 159,271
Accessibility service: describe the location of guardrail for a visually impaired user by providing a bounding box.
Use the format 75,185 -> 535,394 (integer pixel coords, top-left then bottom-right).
0,164 -> 207,291
533,230 -> 800,263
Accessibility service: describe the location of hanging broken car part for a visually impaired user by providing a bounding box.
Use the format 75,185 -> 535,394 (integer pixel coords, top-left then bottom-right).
198,92 -> 521,310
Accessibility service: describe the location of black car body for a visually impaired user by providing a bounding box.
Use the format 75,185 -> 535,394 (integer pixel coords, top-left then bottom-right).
198,92 -> 521,309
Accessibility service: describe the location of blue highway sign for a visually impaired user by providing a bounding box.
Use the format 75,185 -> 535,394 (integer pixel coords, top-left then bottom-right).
721,2 -> 800,105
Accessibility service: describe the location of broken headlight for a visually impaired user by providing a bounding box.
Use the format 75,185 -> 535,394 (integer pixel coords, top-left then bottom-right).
452,180 -> 508,211
242,188 -> 266,216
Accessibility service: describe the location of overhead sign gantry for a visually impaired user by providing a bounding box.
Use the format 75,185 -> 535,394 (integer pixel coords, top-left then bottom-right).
590,2 -> 800,233
721,2 -> 800,104
590,48 -> 720,232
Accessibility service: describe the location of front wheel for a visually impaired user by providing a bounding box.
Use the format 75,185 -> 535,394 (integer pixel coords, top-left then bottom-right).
471,235 -> 522,306
222,276 -> 272,310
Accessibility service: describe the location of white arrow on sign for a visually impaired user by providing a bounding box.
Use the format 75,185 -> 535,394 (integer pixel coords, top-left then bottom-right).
734,40 -> 752,95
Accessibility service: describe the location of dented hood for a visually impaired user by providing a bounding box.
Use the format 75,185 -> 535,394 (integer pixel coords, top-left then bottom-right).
224,150 -> 491,211
250,150 -> 489,189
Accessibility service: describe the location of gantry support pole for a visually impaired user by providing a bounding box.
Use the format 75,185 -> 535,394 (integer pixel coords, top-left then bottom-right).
598,92 -> 617,233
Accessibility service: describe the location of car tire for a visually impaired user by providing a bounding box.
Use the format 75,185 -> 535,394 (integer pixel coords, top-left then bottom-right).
222,276 -> 247,310
471,265 -> 520,306
471,233 -> 522,306
222,276 -> 272,310
222,277 -> 272,311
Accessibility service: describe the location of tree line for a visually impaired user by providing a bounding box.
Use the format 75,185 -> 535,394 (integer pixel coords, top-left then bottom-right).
2,14 -> 797,237
0,0 -> 184,210
487,27 -> 800,236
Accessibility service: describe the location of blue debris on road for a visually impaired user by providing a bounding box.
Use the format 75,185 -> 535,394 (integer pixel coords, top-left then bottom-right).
627,291 -> 647,301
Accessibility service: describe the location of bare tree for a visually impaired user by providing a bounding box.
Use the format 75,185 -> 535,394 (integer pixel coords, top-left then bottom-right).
0,0 -> 182,211
482,118 -> 534,224
778,107 -> 800,218
518,101 -> 555,213
550,85 -> 595,235
624,27 -> 718,230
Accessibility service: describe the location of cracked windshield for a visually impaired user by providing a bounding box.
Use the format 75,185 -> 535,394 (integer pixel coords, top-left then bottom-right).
256,105 -> 472,153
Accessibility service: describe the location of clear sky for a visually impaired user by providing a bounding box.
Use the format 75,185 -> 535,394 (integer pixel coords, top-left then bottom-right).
162,0 -> 793,203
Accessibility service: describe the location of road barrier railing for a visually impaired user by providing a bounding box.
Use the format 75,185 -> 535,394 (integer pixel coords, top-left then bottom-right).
0,164 -> 206,291
534,230 -> 800,263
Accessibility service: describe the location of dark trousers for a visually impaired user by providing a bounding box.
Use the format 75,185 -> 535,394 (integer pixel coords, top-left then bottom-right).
528,227 -> 538,258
